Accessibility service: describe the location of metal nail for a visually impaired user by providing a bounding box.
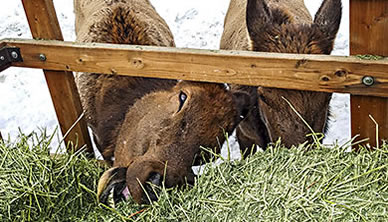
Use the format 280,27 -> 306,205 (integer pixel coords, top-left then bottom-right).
11,51 -> 18,59
362,76 -> 374,86
39,54 -> 47,61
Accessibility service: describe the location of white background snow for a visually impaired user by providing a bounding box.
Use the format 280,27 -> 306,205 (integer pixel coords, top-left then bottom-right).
0,0 -> 350,154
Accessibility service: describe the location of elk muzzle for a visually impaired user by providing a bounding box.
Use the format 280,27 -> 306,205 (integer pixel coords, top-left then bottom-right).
97,156 -> 193,205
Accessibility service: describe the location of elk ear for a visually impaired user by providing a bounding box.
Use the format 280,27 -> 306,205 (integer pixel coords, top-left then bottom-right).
232,90 -> 252,120
246,0 -> 271,41
314,0 -> 342,42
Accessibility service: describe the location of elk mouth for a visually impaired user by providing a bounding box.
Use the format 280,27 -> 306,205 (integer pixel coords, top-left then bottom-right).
97,168 -> 164,206
97,167 -> 129,206
97,158 -> 191,206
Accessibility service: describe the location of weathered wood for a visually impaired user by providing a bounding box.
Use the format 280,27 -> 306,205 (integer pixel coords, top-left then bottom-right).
21,0 -> 92,151
350,0 -> 388,147
2,38 -> 388,97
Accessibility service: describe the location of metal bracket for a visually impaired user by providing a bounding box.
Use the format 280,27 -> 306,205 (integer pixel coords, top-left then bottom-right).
0,46 -> 23,72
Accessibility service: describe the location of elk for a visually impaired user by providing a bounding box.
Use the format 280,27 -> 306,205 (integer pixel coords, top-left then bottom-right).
74,0 -> 250,204
220,0 -> 342,156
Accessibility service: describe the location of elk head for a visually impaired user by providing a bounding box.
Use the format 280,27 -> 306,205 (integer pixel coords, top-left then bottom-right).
97,81 -> 251,204
246,0 -> 342,55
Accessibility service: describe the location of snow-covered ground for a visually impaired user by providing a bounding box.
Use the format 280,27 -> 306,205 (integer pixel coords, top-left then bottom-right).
0,0 -> 350,154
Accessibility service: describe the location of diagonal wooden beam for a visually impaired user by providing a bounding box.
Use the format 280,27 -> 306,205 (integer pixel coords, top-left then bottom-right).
2,38 -> 388,97
350,0 -> 388,147
21,0 -> 92,151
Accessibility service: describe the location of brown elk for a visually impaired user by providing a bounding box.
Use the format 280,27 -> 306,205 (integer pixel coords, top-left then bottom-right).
74,0 -> 250,204
220,0 -> 342,156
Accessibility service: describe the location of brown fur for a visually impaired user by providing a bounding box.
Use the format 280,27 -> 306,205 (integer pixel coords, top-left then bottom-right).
74,0 -> 177,160
220,0 -> 342,154
75,0 -> 250,204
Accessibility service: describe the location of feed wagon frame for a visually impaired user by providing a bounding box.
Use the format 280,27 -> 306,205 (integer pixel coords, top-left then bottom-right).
0,0 -> 387,151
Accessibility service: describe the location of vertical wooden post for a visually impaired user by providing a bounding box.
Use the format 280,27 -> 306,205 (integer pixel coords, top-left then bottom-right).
0,131 -> 3,141
350,0 -> 388,147
22,0 -> 92,152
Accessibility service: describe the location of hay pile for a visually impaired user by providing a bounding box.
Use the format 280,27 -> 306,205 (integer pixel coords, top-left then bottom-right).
0,132 -> 102,221
0,132 -> 387,221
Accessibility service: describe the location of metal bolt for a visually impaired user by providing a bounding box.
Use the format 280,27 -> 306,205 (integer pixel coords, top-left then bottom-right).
0,56 -> 4,61
11,51 -> 18,59
39,54 -> 47,61
362,76 -> 374,86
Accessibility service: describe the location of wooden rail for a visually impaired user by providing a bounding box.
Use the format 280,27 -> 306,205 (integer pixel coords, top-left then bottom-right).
350,0 -> 388,147
21,0 -> 92,151
1,38 -> 388,98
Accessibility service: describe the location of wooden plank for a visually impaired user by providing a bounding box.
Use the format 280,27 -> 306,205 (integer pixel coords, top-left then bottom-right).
21,0 -> 92,151
350,0 -> 388,147
2,38 -> 388,97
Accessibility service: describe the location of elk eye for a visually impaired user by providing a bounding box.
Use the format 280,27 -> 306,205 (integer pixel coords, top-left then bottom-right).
177,91 -> 187,112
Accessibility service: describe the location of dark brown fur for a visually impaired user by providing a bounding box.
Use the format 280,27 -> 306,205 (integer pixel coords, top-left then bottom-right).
75,0 -> 250,204
220,0 -> 342,155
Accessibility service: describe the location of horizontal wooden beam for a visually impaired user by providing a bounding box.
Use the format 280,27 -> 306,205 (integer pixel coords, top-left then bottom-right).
2,38 -> 388,97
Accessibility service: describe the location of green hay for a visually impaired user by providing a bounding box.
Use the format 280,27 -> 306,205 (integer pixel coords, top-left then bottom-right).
0,132 -> 387,221
0,131 -> 103,221
356,54 -> 385,60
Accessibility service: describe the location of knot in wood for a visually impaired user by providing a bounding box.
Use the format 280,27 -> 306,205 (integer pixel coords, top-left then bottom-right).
130,58 -> 144,69
224,69 -> 237,76
334,69 -> 348,77
320,75 -> 330,82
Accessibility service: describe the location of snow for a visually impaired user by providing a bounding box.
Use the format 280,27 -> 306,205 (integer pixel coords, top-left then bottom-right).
0,0 -> 350,153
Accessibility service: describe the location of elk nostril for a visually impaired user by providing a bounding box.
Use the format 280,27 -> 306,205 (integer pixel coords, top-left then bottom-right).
142,172 -> 162,204
148,172 -> 162,186
113,182 -> 128,205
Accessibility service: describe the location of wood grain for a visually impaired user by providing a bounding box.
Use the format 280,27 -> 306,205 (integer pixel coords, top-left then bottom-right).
350,0 -> 388,147
21,0 -> 92,151
2,38 -> 388,97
